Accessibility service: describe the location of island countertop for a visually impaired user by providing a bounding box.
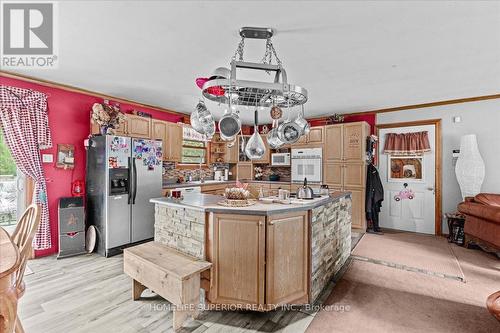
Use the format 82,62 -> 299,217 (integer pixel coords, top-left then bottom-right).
150,191 -> 351,216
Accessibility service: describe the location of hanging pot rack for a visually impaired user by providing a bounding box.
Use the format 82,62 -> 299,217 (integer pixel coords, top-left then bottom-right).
201,27 -> 308,108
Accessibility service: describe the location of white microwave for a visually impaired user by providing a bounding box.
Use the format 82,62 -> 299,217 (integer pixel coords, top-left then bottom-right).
271,153 -> 291,166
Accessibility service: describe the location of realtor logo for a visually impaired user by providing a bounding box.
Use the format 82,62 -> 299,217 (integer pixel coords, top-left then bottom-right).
1,2 -> 58,68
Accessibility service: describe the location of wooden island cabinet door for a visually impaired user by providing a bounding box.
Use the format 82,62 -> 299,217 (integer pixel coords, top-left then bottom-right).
211,214 -> 265,306
266,212 -> 309,305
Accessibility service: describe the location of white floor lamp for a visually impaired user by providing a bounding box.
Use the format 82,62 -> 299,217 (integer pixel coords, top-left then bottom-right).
455,134 -> 485,199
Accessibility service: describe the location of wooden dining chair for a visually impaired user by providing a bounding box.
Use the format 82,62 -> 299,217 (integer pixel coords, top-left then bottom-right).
10,204 -> 41,333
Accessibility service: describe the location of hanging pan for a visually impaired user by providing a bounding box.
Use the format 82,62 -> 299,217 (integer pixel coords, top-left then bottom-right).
277,108 -> 301,144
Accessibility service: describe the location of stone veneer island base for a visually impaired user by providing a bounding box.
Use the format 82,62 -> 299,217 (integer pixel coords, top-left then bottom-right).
150,192 -> 352,310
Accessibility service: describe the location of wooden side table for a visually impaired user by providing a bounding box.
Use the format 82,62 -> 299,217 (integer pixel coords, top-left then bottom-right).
445,212 -> 465,246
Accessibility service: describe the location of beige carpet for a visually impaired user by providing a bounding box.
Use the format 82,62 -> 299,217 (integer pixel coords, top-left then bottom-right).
352,231 -> 465,281
307,234 -> 500,333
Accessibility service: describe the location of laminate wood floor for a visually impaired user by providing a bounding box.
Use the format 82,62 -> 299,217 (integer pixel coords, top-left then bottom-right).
19,253 -> 338,333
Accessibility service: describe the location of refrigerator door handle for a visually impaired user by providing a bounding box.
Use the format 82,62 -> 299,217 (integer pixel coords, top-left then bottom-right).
128,156 -> 133,204
132,157 -> 138,204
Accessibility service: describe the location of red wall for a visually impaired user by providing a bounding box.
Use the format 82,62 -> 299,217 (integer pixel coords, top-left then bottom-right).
0,76 -> 183,257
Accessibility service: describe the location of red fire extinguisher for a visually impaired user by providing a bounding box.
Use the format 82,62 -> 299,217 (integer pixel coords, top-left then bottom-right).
71,180 -> 85,197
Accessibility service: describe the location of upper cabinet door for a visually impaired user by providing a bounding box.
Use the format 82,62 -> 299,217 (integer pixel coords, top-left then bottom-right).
324,124 -> 343,162
266,212 -> 309,305
343,123 -> 366,161
152,120 -> 167,141
168,123 -> 183,162
128,114 -> 151,138
114,118 -> 129,136
307,126 -> 324,144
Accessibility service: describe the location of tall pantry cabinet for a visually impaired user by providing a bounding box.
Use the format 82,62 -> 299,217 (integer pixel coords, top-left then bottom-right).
323,122 -> 370,231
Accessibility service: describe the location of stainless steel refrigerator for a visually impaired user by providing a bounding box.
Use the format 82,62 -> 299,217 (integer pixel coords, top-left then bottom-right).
86,135 -> 162,257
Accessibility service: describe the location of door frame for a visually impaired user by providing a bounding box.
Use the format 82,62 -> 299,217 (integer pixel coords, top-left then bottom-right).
375,119 -> 442,235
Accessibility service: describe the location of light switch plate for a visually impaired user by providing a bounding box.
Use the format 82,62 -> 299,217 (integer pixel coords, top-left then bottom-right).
42,154 -> 53,163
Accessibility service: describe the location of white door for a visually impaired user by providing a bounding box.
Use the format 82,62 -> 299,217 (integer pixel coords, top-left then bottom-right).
378,125 -> 436,234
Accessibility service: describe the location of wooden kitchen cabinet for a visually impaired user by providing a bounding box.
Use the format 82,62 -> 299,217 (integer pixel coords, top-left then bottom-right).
324,124 -> 343,162
127,114 -> 152,138
343,122 -> 369,161
211,214 -> 265,305
323,121 -> 370,231
325,121 -> 369,161
236,164 -> 253,180
168,123 -> 183,162
266,212 -> 309,305
323,162 -> 343,188
152,119 -> 167,142
208,211 -> 309,307
292,126 -> 324,147
346,187 -> 365,230
343,162 -> 365,188
307,126 -> 324,144
152,120 -> 182,162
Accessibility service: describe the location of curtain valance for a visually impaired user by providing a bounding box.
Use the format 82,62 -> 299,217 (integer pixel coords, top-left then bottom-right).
383,131 -> 431,155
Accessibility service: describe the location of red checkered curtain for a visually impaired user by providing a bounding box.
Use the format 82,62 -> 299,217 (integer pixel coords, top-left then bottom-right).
383,131 -> 431,155
0,85 -> 52,250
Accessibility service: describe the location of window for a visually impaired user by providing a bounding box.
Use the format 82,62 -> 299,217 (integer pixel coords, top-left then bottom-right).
181,127 -> 207,164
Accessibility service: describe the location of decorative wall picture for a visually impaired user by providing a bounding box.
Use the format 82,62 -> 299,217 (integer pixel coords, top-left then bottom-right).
388,155 -> 424,182
56,144 -> 75,169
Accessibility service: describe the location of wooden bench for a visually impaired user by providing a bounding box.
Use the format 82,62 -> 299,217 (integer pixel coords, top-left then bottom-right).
123,242 -> 212,330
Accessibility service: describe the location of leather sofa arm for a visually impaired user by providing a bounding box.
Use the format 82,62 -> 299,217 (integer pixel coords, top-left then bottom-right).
458,202 -> 500,225
475,193 -> 500,207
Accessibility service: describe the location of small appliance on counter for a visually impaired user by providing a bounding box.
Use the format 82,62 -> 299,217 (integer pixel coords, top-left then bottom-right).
271,152 -> 291,166
296,178 -> 314,200
291,148 -> 322,184
214,170 -> 223,181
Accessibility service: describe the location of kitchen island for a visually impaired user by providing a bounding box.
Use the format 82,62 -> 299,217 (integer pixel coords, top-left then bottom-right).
149,191 -> 352,309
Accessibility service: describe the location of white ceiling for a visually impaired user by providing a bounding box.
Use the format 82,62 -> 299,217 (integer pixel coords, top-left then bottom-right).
9,0 -> 500,124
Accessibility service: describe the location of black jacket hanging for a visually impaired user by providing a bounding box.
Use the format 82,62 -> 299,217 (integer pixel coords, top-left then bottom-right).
365,163 -> 384,227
